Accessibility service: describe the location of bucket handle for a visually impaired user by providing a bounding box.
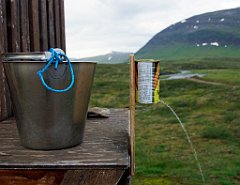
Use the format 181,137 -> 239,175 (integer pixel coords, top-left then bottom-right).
37,48 -> 75,93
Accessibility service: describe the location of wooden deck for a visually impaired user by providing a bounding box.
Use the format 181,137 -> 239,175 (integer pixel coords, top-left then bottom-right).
0,109 -> 130,185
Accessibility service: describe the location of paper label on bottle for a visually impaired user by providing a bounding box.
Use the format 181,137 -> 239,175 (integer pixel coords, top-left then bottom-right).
138,62 -> 153,104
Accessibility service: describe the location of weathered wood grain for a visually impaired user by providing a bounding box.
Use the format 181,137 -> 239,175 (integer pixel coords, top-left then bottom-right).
29,0 -> 41,51
39,0 -> 48,51
129,55 -> 136,175
47,0 -> 56,48
60,170 -> 124,185
0,169 -> 126,185
8,0 -> 20,52
59,0 -> 66,52
0,109 -> 130,169
0,170 -> 66,185
0,0 -> 12,121
0,0 -> 8,52
20,0 -> 30,52
54,0 -> 61,48
0,0 -> 5,116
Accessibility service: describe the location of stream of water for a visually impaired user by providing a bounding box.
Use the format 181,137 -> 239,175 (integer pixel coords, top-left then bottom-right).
160,99 -> 206,185
161,70 -> 205,80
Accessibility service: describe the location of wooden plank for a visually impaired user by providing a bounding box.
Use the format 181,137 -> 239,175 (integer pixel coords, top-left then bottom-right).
0,0 -> 12,121
0,0 -> 3,118
0,170 -> 66,185
54,0 -> 61,48
0,0 -> 8,52
59,0 -> 66,52
47,0 -> 56,48
0,0 -> 5,53
129,55 -> 136,176
29,0 -> 40,51
0,0 -> 7,51
60,170 -> 124,185
0,109 -> 129,169
8,0 -> 20,52
0,169 -> 125,185
3,0 -> 13,119
20,0 -> 30,52
39,0 -> 48,51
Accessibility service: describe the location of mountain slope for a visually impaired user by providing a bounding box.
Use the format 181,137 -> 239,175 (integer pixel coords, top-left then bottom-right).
80,51 -> 132,64
136,7 -> 240,60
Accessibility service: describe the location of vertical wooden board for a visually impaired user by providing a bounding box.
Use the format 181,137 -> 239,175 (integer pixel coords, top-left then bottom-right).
0,0 -> 5,53
8,0 -> 20,52
59,0 -> 66,52
129,55 -> 136,176
0,61 -> 3,119
0,0 -> 13,121
54,0 -> 61,48
0,0 -> 4,118
29,0 -> 40,51
0,0 -> 8,52
39,0 -> 48,51
47,0 -> 56,48
19,0 -> 29,52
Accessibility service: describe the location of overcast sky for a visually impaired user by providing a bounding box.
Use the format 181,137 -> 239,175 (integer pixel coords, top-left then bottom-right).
65,0 -> 240,58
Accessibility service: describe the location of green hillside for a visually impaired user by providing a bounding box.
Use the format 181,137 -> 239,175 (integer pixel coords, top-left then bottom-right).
136,7 -> 240,60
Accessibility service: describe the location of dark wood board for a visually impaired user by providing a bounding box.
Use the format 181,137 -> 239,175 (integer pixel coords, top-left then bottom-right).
0,169 -> 126,185
8,0 -> 20,52
59,0 -> 66,52
0,109 -> 130,170
47,0 -> 56,48
39,0 -> 48,51
0,0 -> 12,121
20,0 -> 30,52
54,0 -> 61,48
29,0 -> 41,51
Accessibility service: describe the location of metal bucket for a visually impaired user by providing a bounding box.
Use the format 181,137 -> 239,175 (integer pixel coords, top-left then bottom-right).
3,52 -> 96,150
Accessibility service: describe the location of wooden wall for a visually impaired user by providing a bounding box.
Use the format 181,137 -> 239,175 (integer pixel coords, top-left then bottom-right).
0,0 -> 66,121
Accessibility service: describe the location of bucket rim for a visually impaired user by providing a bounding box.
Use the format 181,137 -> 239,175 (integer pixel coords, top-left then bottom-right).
135,59 -> 160,63
2,52 -> 97,63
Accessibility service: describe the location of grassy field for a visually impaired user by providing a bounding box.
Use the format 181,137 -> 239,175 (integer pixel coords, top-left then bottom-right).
89,58 -> 240,185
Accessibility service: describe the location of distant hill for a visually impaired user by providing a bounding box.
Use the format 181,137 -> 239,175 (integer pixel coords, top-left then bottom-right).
80,51 -> 132,64
136,7 -> 240,60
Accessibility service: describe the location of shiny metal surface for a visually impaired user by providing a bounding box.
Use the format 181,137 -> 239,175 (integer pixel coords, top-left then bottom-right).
3,52 -> 97,63
3,58 -> 96,150
3,52 -> 51,61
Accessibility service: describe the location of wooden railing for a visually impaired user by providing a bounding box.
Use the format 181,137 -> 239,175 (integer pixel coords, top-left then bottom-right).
0,0 -> 66,121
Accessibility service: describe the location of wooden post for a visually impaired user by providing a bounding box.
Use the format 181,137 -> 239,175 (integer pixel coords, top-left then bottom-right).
130,55 -> 136,176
